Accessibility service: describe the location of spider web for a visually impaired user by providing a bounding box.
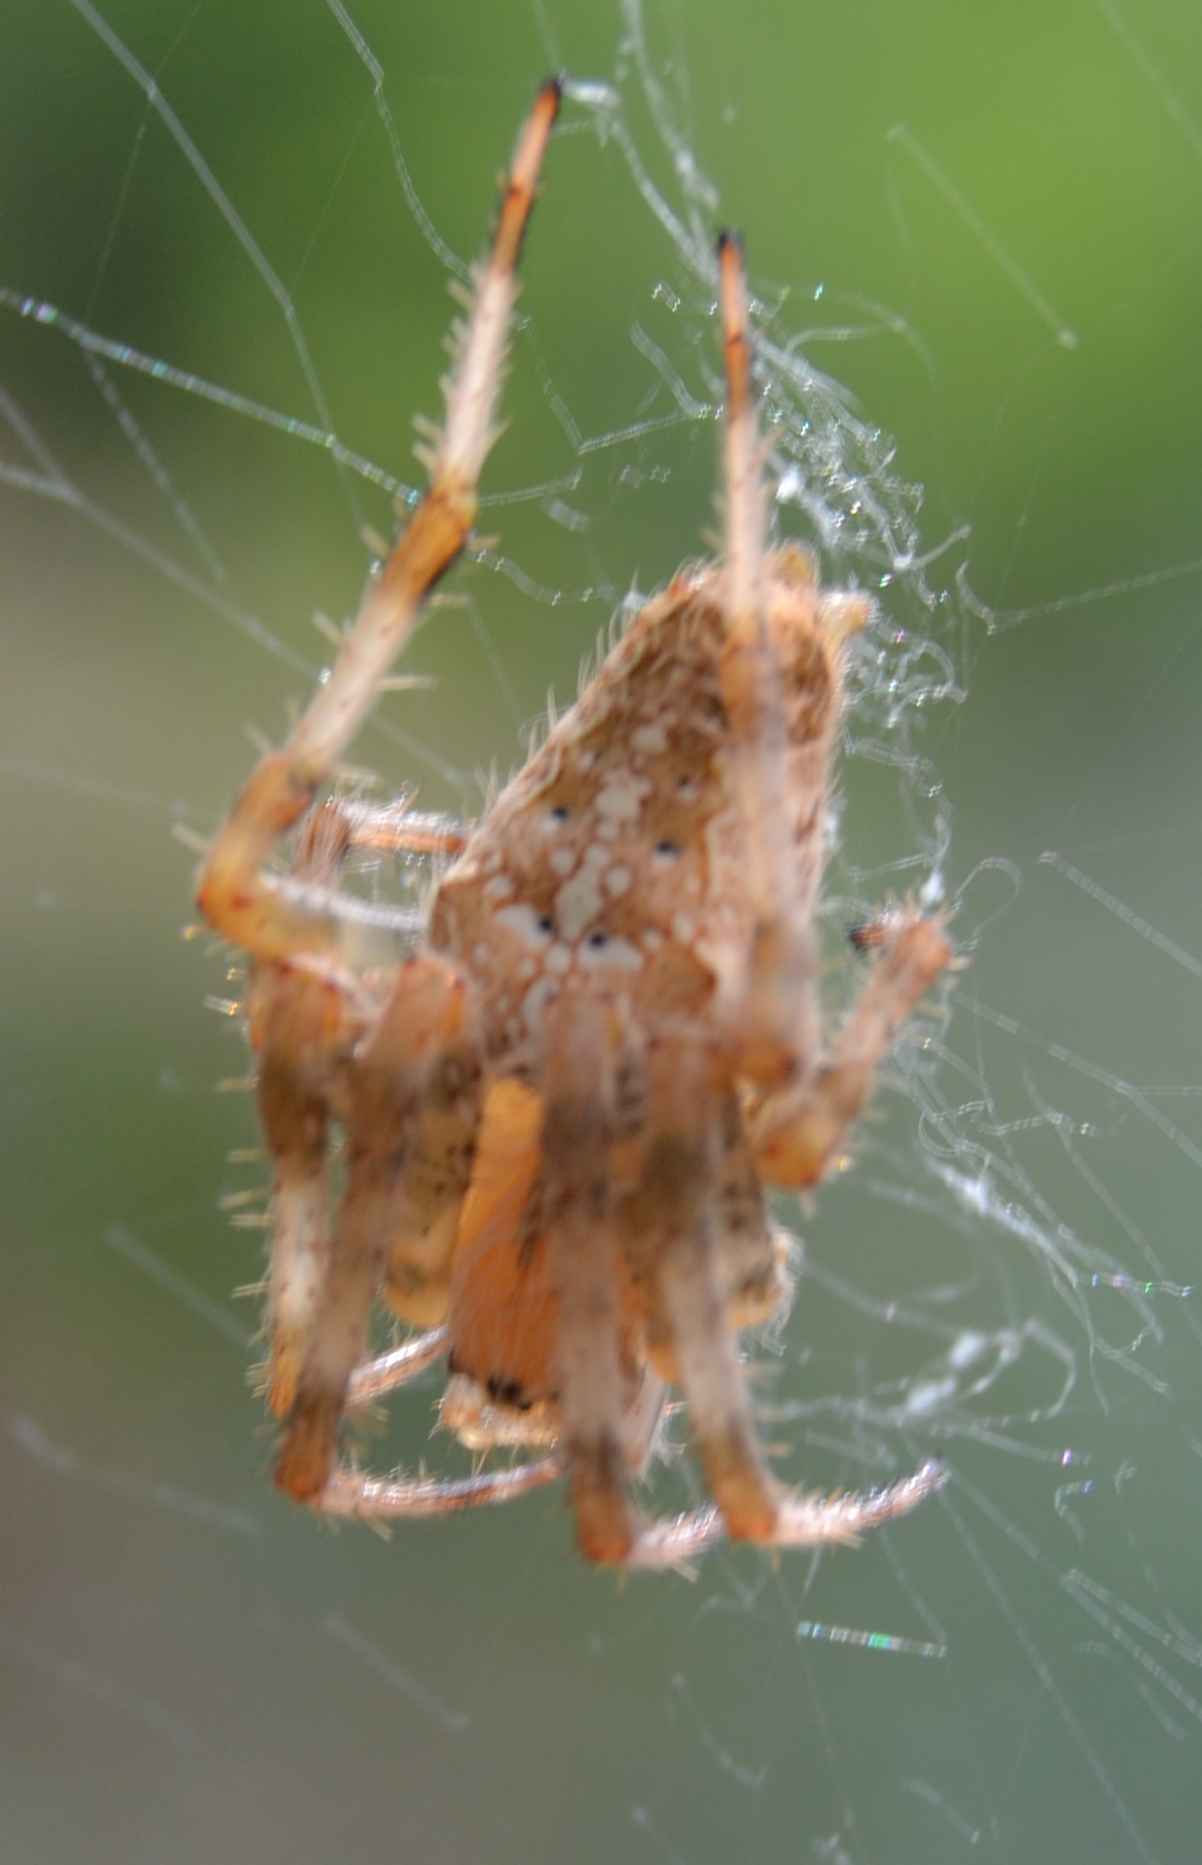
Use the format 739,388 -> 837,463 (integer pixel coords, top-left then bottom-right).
4,2 -> 1202,1861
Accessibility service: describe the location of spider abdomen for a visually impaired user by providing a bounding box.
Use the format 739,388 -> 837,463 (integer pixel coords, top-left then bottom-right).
429,553 -> 860,1070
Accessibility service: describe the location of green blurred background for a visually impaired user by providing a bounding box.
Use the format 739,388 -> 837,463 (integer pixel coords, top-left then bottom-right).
4,1 -> 1202,1860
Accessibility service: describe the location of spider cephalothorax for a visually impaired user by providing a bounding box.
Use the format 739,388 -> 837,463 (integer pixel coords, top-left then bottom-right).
197,80 -> 951,1567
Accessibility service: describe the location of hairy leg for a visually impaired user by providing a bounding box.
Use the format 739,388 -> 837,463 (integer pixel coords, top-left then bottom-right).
713,232 -> 820,1090
752,912 -> 953,1188
542,996 -> 642,1563
347,1326 -> 450,1406
275,956 -> 469,1499
195,81 -> 561,971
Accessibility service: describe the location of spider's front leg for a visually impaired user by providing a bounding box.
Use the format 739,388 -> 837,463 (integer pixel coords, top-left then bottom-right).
711,230 -> 953,1171
194,77 -> 561,975
712,230 -> 821,1092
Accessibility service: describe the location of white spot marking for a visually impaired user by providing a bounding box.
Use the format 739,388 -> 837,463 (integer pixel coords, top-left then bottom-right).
483,873 -> 514,901
555,869 -> 604,941
632,722 -> 667,753
605,866 -> 632,897
578,936 -> 643,973
522,977 -> 557,1033
595,772 -> 652,823
549,847 -> 575,877
546,945 -> 572,975
495,904 -> 552,948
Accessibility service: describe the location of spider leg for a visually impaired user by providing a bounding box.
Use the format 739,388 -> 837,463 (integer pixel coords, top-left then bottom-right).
327,799 -> 469,861
275,955 -> 470,1500
347,1325 -> 449,1406
263,793 -> 465,959
290,796 -> 468,868
255,1040 -> 333,1417
619,1459 -> 948,1569
194,79 -> 560,970
317,1454 -> 563,1521
619,1046 -> 947,1556
542,996 -> 644,1563
248,790 -> 471,1410
713,231 -> 819,1091
624,1043 -> 783,1541
751,911 -> 953,1188
379,998 -> 483,1328
247,808 -> 366,1416
711,1089 -> 795,1331
712,236 -> 952,1178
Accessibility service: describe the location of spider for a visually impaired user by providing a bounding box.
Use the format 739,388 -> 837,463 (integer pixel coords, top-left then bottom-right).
196,79 -> 952,1568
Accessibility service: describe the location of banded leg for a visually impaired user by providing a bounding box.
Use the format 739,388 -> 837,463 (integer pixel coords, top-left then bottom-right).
195,80 -> 561,970
713,233 -> 822,1093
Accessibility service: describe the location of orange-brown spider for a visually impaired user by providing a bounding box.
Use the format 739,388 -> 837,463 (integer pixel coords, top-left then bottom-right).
196,79 -> 952,1568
